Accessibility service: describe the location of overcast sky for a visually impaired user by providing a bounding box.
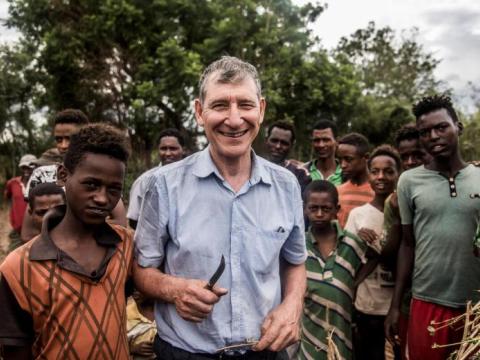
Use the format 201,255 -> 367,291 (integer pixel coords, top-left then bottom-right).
1,0 -> 479,112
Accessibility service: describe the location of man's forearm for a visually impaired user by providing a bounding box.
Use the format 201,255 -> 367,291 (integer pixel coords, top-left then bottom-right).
281,261 -> 306,309
390,240 -> 414,309
133,260 -> 186,303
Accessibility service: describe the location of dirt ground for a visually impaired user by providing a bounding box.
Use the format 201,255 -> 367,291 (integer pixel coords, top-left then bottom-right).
0,205 -> 11,264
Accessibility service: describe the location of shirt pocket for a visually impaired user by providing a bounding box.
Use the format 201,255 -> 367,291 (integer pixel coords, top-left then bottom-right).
247,228 -> 288,275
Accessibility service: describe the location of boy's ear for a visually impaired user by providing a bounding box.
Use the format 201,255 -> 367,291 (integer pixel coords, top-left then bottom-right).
56,164 -> 68,187
28,204 -> 33,215
457,121 -> 464,136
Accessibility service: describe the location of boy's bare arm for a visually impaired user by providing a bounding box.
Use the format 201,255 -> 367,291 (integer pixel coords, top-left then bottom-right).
109,198 -> 127,227
2,345 -> 32,360
132,260 -> 227,323
385,224 -> 415,343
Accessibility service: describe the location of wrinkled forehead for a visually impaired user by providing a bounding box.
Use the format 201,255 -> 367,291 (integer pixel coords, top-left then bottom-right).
202,70 -> 260,100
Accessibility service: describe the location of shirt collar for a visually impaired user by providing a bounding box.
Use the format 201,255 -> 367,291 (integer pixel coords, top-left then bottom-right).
309,220 -> 345,245
29,204 -> 122,261
192,146 -> 272,186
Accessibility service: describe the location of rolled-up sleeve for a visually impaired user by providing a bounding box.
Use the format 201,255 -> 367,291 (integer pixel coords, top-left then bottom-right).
134,173 -> 170,268
281,180 -> 307,265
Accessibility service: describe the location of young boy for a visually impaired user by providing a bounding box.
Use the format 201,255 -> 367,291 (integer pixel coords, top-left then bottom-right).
336,133 -> 375,227
0,124 -> 133,359
345,145 -> 401,360
300,180 -> 369,360
27,182 -> 66,235
386,95 -> 480,360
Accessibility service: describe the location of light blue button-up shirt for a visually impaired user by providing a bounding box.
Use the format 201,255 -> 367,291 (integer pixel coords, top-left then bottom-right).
134,147 -> 306,354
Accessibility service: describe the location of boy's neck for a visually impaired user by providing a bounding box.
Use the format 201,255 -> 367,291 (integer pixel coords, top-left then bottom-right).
53,207 -> 99,245
350,170 -> 369,186
427,152 -> 467,176
312,224 -> 337,240
370,193 -> 388,212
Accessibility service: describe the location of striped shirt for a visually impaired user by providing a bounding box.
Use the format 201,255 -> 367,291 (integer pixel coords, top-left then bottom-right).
337,181 -> 374,228
305,160 -> 343,186
300,222 -> 367,360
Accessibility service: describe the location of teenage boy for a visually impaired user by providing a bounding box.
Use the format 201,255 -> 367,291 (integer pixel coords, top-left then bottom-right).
345,145 -> 401,360
304,119 -> 343,185
21,109 -> 127,241
300,180 -> 368,360
0,124 -> 133,359
264,120 -> 310,192
381,124 -> 431,360
27,182 -> 66,236
127,128 -> 185,229
4,154 -> 36,250
385,95 -> 480,360
336,133 -> 374,228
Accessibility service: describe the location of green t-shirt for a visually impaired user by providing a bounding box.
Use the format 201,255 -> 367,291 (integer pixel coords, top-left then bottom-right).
307,160 -> 343,186
397,164 -> 480,308
300,222 -> 367,360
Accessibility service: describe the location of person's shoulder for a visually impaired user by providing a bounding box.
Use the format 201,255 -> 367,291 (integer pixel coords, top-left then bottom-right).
0,240 -> 34,275
257,156 -> 298,183
109,223 -> 134,243
149,152 -> 201,180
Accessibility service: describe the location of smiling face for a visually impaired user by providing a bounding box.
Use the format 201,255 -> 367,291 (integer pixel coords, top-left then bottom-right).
417,109 -> 462,160
312,128 -> 336,160
368,155 -> 399,196
265,127 -> 293,164
195,73 -> 266,162
64,153 -> 125,226
304,191 -> 339,231
158,136 -> 184,165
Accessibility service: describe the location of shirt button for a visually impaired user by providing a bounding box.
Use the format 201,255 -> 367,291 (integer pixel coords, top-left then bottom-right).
450,184 -> 455,189
451,192 -> 457,197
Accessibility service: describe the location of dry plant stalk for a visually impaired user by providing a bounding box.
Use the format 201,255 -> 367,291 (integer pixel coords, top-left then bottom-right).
326,329 -> 342,360
428,300 -> 480,360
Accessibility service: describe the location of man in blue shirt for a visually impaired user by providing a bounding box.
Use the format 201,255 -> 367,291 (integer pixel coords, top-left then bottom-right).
133,56 -> 307,359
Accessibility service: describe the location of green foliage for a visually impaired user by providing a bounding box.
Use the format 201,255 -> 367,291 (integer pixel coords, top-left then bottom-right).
461,111 -> 480,162
0,1 -> 446,175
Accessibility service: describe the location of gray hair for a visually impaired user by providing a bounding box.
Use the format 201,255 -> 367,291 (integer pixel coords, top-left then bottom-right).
198,56 -> 262,103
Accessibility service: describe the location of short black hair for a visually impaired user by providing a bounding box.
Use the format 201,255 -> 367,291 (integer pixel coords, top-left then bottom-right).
368,144 -> 402,172
303,180 -> 339,205
158,128 -> 185,147
53,109 -> 89,127
64,123 -> 130,173
28,182 -> 65,209
266,121 -> 296,143
338,132 -> 370,156
394,123 -> 419,147
412,94 -> 459,123
313,119 -> 338,138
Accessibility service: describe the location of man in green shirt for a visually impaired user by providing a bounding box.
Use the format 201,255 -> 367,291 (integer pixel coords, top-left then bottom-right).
304,119 -> 343,185
300,180 -> 368,360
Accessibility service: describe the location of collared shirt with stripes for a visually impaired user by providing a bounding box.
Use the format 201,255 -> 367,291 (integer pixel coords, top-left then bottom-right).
300,222 -> 367,360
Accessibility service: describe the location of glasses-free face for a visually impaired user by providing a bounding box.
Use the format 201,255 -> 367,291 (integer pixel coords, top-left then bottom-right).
30,193 -> 65,231
53,123 -> 82,155
158,136 -> 184,165
63,153 -> 125,226
397,138 -> 431,170
194,75 -> 265,162
312,128 -> 336,160
417,109 -> 462,159
337,144 -> 367,181
265,127 -> 294,164
304,191 -> 339,230
368,155 -> 399,196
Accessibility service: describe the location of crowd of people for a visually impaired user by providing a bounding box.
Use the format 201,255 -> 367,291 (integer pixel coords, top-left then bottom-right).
1,56 -> 479,360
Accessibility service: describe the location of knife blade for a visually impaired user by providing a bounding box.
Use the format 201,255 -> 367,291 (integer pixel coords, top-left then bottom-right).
205,255 -> 225,291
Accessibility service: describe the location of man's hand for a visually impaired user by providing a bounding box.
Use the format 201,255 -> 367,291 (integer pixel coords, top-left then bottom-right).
385,306 -> 401,345
173,279 -> 228,322
253,298 -> 302,352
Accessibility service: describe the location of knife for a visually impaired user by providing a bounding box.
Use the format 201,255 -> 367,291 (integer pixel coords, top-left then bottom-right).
205,255 -> 225,291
